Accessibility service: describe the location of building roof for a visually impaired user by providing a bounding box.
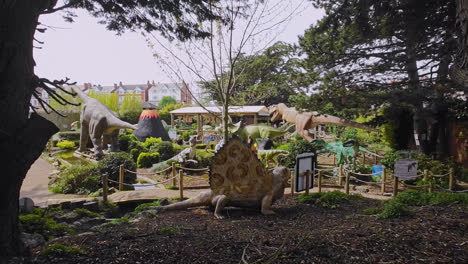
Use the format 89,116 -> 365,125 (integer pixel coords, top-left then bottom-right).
170,106 -> 269,116
142,101 -> 158,109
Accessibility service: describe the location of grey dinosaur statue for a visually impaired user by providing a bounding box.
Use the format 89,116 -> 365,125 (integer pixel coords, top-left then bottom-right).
269,103 -> 378,142
160,138 -> 290,219
69,86 -> 137,158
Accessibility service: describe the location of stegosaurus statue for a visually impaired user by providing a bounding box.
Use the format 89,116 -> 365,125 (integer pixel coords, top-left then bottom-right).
161,138 -> 290,219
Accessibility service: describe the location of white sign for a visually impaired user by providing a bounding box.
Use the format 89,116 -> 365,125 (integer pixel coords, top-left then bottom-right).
295,153 -> 315,192
394,159 -> 418,180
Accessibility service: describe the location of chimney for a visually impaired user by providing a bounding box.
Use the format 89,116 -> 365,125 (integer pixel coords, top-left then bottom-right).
119,81 -> 123,87
114,83 -> 118,89
152,80 -> 155,85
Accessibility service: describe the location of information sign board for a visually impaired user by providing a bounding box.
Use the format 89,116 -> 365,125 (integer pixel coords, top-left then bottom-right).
294,153 -> 315,192
394,159 -> 418,180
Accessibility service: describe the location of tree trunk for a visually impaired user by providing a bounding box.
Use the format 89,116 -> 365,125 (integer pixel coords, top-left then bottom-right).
451,0 -> 468,86
0,0 -> 59,256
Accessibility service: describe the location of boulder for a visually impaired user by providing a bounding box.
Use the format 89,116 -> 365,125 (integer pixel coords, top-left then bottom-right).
19,197 -> 34,214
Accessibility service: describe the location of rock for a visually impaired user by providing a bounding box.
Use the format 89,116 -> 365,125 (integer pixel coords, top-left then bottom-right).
71,217 -> 107,231
20,233 -> 45,249
19,197 -> 34,214
354,185 -> 370,193
70,200 -> 85,209
60,201 -> 72,210
159,198 -> 169,206
83,201 -> 100,212
56,211 -> 80,223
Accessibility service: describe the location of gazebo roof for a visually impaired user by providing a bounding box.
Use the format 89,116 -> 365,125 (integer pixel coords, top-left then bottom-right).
170,106 -> 270,116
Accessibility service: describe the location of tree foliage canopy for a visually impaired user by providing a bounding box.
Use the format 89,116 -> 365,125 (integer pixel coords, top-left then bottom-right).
200,42 -> 305,106
158,96 -> 177,108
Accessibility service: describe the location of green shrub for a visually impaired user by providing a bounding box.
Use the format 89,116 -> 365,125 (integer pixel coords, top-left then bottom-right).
118,133 -> 139,151
143,137 -> 162,148
284,140 -> 318,168
19,214 -> 74,239
172,144 -> 184,155
130,145 -> 148,162
137,152 -> 160,168
296,191 -> 362,209
395,190 -> 468,206
58,131 -> 80,141
40,243 -> 85,256
377,199 -> 410,219
196,144 -> 207,149
195,150 -> 214,168
50,164 -> 100,194
182,129 -> 195,141
56,140 -> 76,150
150,141 -> 175,161
109,216 -> 130,225
97,153 -> 136,188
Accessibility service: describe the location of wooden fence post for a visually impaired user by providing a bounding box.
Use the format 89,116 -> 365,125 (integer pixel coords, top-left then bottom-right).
449,168 -> 455,191
305,170 -> 310,195
172,162 -> 176,186
381,168 -> 386,194
290,170 -> 294,196
318,170 -> 322,193
338,164 -> 343,186
119,165 -> 124,191
423,169 -> 429,193
333,155 -> 336,166
103,174 -> 108,202
362,153 -> 366,164
428,172 -> 433,193
179,170 -> 184,200
345,171 -> 350,194
393,176 -> 399,197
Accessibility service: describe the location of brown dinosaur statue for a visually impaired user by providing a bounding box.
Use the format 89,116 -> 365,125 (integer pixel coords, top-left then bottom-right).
160,138 -> 290,219
269,103 -> 378,142
69,86 -> 137,158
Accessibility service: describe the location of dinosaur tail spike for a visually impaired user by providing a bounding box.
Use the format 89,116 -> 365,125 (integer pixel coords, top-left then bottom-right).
313,115 -> 378,132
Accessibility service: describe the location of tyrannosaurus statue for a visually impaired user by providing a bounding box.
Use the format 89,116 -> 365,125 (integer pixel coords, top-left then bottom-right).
160,138 -> 290,219
70,86 -> 137,158
269,103 -> 378,142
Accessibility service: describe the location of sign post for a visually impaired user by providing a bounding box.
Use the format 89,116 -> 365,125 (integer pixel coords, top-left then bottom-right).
294,153 -> 316,193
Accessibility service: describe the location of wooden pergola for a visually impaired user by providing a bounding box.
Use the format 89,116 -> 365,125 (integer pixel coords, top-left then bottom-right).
170,105 -> 270,137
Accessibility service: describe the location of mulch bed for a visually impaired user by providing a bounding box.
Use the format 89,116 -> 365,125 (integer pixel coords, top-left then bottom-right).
12,195 -> 468,264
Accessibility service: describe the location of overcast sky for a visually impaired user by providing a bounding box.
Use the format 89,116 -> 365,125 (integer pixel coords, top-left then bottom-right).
34,3 -> 324,86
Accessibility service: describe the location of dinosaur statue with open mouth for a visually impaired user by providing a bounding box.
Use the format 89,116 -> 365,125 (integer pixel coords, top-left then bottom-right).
269,103 -> 378,142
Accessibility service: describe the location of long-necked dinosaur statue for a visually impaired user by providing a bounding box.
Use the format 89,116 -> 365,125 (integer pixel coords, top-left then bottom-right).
230,121 -> 295,141
269,103 -> 378,142
160,138 -> 290,219
69,86 -> 137,158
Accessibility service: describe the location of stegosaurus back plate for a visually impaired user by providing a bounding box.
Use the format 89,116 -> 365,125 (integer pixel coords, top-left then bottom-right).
209,138 -> 273,197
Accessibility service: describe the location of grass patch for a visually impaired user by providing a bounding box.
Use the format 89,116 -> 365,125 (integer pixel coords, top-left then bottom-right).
74,208 -> 101,218
361,207 -> 383,215
19,214 -> 74,240
157,226 -> 180,235
132,200 -> 161,216
40,243 -> 85,256
297,191 -> 362,209
165,184 -> 177,190
108,216 -> 130,225
394,190 -> 468,206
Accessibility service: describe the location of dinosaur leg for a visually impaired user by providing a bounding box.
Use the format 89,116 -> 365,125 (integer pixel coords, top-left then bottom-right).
301,129 -> 314,142
162,191 -> 212,211
89,117 -> 106,158
260,194 -> 275,215
102,135 -> 110,150
211,195 -> 229,219
79,121 -> 89,152
110,130 -> 120,152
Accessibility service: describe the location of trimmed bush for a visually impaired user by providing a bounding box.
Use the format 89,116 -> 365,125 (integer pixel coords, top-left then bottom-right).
58,131 -> 80,141
377,200 -> 410,219
182,129 -> 195,141
129,143 -> 148,162
97,153 -> 137,188
118,133 -> 139,151
284,140 -> 318,168
56,140 -> 76,150
50,164 -> 100,194
137,152 -> 161,168
196,144 -> 207,149
297,191 -> 362,209
143,137 -> 162,148
149,141 -> 175,161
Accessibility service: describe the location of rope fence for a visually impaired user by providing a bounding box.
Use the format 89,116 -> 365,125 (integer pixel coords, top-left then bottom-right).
99,161 -> 463,201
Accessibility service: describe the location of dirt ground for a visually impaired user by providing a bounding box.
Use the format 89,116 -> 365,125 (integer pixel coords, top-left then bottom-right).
11,194 -> 468,264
